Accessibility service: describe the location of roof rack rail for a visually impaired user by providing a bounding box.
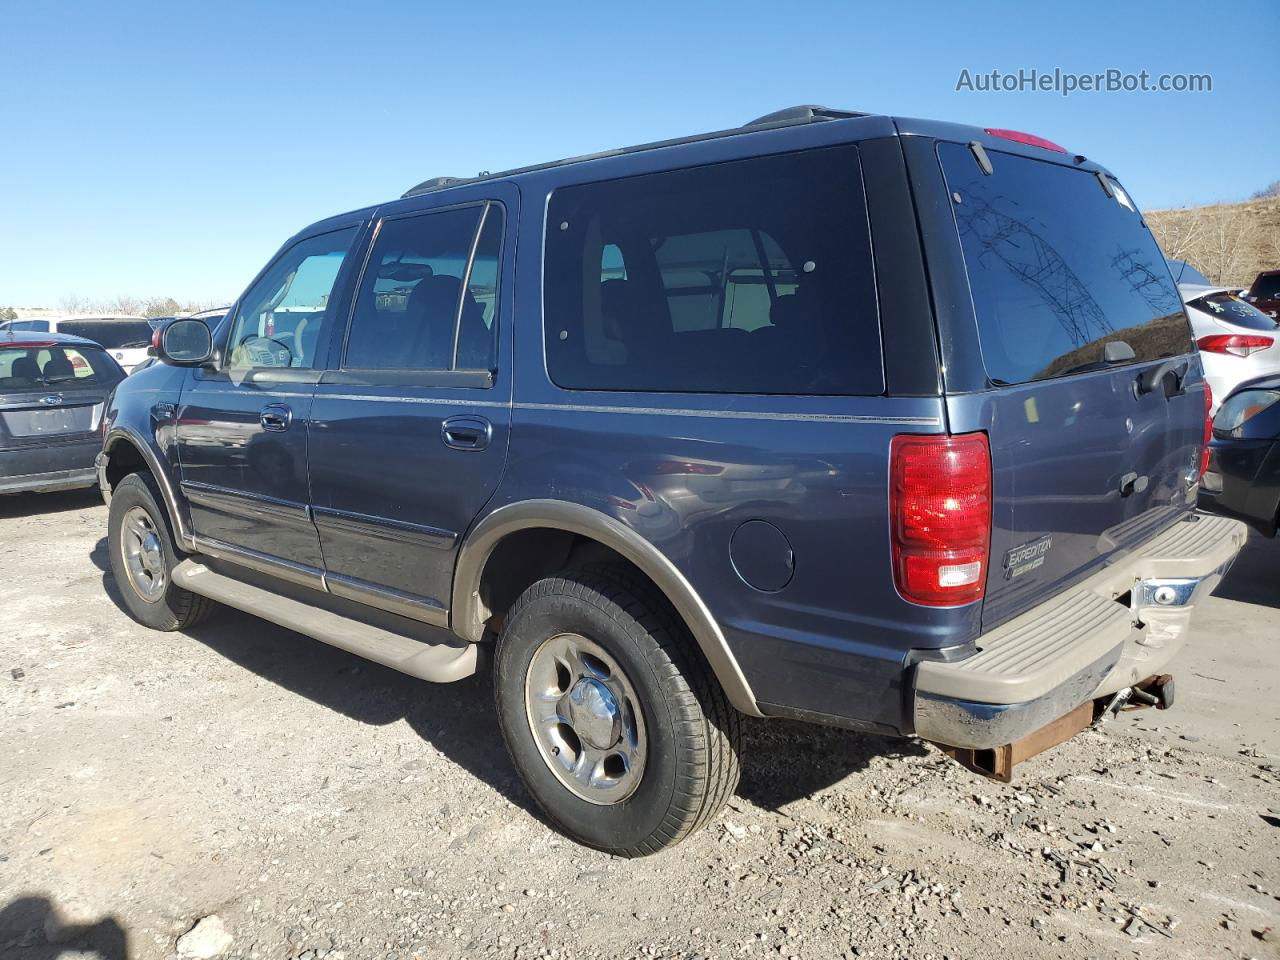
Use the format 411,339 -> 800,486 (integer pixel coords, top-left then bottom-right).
742,104 -> 868,127
401,106 -> 871,199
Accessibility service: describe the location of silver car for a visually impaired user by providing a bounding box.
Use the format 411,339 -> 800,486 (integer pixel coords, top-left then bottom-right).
1180,283 -> 1280,412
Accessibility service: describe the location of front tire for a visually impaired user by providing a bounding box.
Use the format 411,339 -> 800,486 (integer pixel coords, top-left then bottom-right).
107,472 -> 215,631
494,565 -> 741,856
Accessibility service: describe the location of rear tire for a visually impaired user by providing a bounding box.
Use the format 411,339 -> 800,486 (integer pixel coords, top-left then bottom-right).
494,565 -> 741,856
107,472 -> 216,631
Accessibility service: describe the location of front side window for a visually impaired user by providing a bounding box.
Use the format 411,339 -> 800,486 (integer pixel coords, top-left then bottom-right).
940,144 -> 1194,384
226,227 -> 358,372
344,203 -> 503,371
543,146 -> 882,395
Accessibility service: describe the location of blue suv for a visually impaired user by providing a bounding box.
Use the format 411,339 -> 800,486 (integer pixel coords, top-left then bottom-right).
98,106 -> 1246,855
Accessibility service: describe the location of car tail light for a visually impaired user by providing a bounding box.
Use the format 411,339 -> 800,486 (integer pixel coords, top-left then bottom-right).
1200,382 -> 1213,479
1196,334 -> 1274,357
890,433 -> 992,606
151,326 -> 164,351
984,128 -> 1068,153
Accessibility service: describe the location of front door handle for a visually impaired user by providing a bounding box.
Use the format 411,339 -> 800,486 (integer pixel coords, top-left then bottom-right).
441,415 -> 491,451
260,403 -> 292,432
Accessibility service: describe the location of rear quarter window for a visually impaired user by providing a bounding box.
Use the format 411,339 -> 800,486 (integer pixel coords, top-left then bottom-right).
940,143 -> 1193,385
543,146 -> 883,395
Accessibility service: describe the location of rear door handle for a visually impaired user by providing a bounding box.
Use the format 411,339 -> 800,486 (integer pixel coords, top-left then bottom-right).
260,403 -> 292,432
441,415 -> 491,451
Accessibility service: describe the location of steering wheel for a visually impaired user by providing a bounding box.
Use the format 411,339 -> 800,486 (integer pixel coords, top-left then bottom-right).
235,334 -> 294,368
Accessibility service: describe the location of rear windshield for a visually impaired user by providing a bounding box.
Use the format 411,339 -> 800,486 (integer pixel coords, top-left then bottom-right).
1251,275 -> 1280,301
58,320 -> 154,350
1189,293 -> 1278,332
543,145 -> 882,395
0,344 -> 123,390
940,144 -> 1193,384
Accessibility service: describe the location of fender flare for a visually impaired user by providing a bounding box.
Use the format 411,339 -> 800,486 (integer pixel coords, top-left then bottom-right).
102,427 -> 196,551
452,499 -> 762,716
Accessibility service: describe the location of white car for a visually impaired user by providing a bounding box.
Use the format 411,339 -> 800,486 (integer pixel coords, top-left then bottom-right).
1180,284 -> 1280,412
0,315 -> 155,371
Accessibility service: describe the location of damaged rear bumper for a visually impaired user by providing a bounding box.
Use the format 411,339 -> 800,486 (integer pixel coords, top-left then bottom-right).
912,513 -> 1247,756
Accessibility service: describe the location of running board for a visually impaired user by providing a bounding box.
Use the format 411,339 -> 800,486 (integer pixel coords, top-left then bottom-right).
171,560 -> 477,683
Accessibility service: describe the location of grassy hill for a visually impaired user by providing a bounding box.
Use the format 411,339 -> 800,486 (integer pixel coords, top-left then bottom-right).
1147,195 -> 1280,289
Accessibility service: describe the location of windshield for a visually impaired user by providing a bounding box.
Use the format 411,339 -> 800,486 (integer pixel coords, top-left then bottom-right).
58,320 -> 154,349
941,144 -> 1194,384
1190,293 -> 1279,332
0,344 -> 123,390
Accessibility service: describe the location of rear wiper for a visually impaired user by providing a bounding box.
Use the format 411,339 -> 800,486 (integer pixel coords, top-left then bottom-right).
42,375 -> 77,384
118,340 -> 150,349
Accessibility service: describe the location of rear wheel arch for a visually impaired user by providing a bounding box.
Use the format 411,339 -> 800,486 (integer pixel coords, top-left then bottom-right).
453,499 -> 762,716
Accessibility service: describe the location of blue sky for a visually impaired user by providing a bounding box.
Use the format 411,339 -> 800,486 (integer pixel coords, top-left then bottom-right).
1,0 -> 1275,306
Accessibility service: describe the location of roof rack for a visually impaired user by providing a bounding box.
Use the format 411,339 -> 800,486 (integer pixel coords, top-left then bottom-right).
401,105 -> 869,199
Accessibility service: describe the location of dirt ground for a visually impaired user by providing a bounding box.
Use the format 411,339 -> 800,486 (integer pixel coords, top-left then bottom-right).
1,490 -> 1277,960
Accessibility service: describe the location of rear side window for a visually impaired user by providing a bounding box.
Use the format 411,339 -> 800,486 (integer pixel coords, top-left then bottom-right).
543,146 -> 882,395
940,144 -> 1193,384
0,345 -> 122,390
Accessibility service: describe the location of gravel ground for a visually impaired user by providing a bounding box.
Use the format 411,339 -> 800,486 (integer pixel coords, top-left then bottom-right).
1,490 -> 1277,960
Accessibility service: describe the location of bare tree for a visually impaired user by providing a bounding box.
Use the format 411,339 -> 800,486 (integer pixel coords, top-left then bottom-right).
1198,208 -> 1260,287
1148,208 -> 1206,266
58,294 -> 95,314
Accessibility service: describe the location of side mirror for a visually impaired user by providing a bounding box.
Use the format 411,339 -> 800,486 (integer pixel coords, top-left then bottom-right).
157,319 -> 213,366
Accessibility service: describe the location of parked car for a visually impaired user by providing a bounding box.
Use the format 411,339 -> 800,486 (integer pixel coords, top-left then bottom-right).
98,105 -> 1247,855
0,315 -> 155,372
1180,283 -> 1280,412
1199,375 -> 1280,536
1,330 -> 126,494
1244,270 -> 1280,320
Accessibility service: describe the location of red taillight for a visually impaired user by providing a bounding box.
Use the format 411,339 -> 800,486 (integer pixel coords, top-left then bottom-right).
1200,382 -> 1213,479
151,326 -> 164,351
890,432 -> 992,607
1196,334 -> 1274,357
984,128 -> 1068,153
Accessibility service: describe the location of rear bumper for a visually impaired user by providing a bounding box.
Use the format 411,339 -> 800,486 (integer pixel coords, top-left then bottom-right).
913,513 -> 1247,750
1,441 -> 101,495
0,466 -> 99,495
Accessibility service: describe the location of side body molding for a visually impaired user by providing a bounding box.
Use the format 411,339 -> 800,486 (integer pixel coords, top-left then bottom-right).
452,499 -> 763,717
102,426 -> 196,551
